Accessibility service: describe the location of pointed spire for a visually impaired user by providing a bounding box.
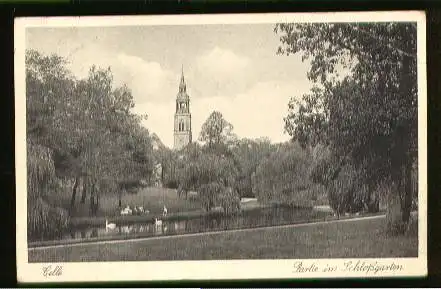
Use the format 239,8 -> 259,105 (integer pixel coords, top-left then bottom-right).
179,64 -> 186,92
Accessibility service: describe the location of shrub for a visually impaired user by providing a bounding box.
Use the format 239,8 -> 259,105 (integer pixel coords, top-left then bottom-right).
218,186 -> 241,213
164,179 -> 179,189
27,143 -> 70,240
198,182 -> 223,211
188,193 -> 199,202
253,142 -> 312,205
28,197 -> 70,240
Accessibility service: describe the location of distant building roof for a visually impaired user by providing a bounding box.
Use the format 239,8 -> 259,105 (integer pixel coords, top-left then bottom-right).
151,132 -> 166,150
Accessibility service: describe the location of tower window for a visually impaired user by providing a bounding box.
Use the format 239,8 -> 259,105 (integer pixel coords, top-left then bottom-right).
179,121 -> 184,131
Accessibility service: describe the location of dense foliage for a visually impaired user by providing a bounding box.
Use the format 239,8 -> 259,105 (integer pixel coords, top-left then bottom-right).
176,111 -> 322,211
26,50 -> 155,237
27,23 -> 420,240
252,142 -> 315,207
231,138 -> 274,198
177,142 -> 239,211
275,23 -> 418,232
199,111 -> 237,147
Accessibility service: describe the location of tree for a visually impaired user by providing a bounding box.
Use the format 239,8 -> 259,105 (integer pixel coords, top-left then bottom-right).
275,23 -> 417,231
199,111 -> 237,147
26,50 -> 155,221
253,142 -> 314,207
218,186 -> 241,213
27,140 -> 70,239
76,68 -> 154,214
231,138 -> 274,198
177,144 -> 239,211
26,49 -> 81,222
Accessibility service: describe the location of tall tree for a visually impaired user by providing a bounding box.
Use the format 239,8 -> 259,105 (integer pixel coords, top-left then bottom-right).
177,144 -> 239,211
275,23 -> 417,230
199,111 -> 237,148
253,142 -> 313,207
26,50 -> 154,219
231,138 -> 274,198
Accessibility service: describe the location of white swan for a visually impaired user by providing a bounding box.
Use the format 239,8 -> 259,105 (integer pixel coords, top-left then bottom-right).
154,218 -> 162,226
163,205 -> 168,217
121,225 -> 131,233
120,205 -> 133,215
106,219 -> 116,230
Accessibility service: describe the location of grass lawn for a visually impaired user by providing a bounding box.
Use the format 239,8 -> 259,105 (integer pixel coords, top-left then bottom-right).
50,186 -> 203,218
29,216 -> 418,262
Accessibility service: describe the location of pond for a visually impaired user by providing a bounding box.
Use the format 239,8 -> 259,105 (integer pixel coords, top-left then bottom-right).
32,207 -> 332,244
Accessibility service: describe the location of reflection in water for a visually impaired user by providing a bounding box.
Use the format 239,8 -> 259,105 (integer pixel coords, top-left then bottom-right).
154,223 -> 162,236
121,225 -> 131,234
91,228 -> 98,238
58,207 -> 329,242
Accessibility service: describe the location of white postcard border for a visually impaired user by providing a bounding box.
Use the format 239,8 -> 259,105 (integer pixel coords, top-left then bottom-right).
15,11 -> 427,283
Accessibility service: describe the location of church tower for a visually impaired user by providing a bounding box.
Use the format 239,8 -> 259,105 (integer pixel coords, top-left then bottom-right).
173,66 -> 192,150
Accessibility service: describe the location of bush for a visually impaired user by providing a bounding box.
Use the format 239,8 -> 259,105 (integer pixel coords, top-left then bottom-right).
164,179 -> 179,189
253,142 -> 312,205
327,163 -> 383,215
234,176 -> 254,198
28,197 -> 70,240
198,182 -> 223,211
188,192 -> 199,202
218,186 -> 241,213
27,143 -> 70,240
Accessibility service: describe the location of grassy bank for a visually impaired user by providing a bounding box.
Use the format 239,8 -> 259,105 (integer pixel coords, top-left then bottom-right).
50,186 -> 202,218
28,215 -> 418,262
51,184 -> 330,227
69,195 -> 265,227
68,202 -> 332,228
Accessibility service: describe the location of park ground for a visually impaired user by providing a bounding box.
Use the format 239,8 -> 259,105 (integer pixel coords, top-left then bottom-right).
54,186 -> 203,220
54,186 -> 280,227
29,214 -> 418,262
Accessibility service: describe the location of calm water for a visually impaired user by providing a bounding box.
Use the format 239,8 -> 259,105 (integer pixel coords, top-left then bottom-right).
37,207 -> 331,243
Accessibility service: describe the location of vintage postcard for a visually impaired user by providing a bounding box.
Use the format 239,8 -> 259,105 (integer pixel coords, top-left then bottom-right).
15,11 -> 427,282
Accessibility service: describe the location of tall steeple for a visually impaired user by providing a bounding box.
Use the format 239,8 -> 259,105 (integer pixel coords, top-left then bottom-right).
174,64 -> 192,150
179,65 -> 186,93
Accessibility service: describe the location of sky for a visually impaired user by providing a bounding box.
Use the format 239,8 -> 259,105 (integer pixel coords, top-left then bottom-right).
26,24 -> 314,148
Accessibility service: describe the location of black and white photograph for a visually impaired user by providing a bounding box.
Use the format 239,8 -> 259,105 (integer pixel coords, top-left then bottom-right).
15,11 -> 427,282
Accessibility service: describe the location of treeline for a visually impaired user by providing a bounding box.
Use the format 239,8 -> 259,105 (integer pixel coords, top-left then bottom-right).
26,50 -> 155,239
154,112 -> 281,212
27,20 -> 419,240
275,22 -> 418,234
156,111 -> 335,213
158,22 -> 420,236
156,111 -> 416,219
